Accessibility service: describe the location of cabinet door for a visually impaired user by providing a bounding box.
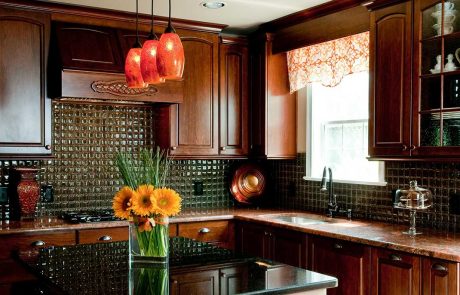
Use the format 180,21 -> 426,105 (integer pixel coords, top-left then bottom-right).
422,258 -> 459,295
77,227 -> 128,244
54,22 -> 123,72
0,7 -> 52,157
177,220 -> 234,249
219,43 -> 249,156
309,236 -> 371,295
219,265 -> 249,295
271,228 -> 307,268
170,269 -> 219,295
164,33 -> 219,157
236,222 -> 268,259
369,1 -> 413,157
371,248 -> 420,295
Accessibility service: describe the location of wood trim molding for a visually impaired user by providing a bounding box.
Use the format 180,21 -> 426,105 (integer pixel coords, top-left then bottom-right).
0,0 -> 226,33
261,0 -> 370,32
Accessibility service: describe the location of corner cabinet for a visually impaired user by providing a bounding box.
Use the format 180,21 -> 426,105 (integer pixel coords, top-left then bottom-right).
249,33 -> 297,159
369,0 -> 413,158
0,7 -> 52,158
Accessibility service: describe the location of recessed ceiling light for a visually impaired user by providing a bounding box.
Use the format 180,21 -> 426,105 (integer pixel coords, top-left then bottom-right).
200,1 -> 226,9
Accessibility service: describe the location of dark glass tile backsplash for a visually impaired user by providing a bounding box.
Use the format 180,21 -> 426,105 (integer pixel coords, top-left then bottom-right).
269,154 -> 460,232
0,101 -> 235,219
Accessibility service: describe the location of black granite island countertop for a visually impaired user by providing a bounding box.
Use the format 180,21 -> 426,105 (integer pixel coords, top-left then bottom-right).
16,237 -> 337,295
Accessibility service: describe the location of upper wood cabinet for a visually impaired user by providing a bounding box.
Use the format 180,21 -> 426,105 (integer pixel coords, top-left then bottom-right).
0,6 -> 52,158
155,35 -> 249,158
249,33 -> 297,159
50,23 -> 183,103
371,247 -> 421,295
309,236 -> 371,295
219,41 -> 249,156
369,1 -> 413,158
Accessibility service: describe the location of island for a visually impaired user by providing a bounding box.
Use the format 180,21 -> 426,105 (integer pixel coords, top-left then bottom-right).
15,237 -> 337,294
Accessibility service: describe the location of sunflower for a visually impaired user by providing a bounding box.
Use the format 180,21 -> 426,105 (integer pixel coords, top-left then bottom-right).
152,188 -> 181,216
112,186 -> 134,219
131,184 -> 157,216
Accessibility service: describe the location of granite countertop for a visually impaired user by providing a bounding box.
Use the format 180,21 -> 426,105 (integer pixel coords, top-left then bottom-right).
2,208 -> 460,262
17,237 -> 337,295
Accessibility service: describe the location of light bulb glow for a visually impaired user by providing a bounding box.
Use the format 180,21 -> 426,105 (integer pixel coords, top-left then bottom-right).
157,32 -> 185,80
125,47 -> 147,88
140,39 -> 165,84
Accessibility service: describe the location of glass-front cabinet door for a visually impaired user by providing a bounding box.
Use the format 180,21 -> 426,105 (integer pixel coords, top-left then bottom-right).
413,0 -> 460,156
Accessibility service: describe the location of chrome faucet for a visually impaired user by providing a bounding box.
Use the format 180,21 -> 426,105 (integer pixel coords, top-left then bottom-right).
320,166 -> 339,217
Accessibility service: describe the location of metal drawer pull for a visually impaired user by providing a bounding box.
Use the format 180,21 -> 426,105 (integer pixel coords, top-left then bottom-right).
389,254 -> 402,261
99,235 -> 112,241
31,240 -> 46,247
333,243 -> 343,249
432,263 -> 447,272
199,228 -> 210,234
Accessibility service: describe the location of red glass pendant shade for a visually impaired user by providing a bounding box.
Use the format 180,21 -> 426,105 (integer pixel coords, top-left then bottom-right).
140,39 -> 165,84
157,31 -> 185,80
125,47 -> 147,88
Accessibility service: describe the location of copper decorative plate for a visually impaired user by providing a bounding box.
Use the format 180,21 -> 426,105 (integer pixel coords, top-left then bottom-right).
230,163 -> 266,204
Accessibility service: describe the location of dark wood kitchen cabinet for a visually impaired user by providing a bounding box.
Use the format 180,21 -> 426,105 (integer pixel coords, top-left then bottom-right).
155,31 -> 220,157
236,222 -> 307,268
422,257 -> 459,295
170,269 -> 219,295
308,236 -> 371,295
249,33 -> 297,159
177,220 -> 235,250
371,247 -> 421,295
0,6 -> 52,158
369,1 -> 413,158
219,39 -> 249,156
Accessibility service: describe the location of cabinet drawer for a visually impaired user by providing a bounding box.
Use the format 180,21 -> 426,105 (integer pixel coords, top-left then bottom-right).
178,221 -> 230,243
78,227 -> 128,244
0,231 -> 76,260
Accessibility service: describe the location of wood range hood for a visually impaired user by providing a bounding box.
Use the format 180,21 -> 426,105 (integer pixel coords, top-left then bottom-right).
48,22 -> 184,104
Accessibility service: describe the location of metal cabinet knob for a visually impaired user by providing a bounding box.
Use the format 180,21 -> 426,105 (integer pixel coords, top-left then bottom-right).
220,147 -> 226,151
410,145 -> 417,151
402,145 -> 408,151
45,145 -> 51,150
171,146 -> 177,151
333,243 -> 343,249
432,263 -> 447,272
31,240 -> 46,247
199,228 -> 210,234
98,235 -> 112,241
389,254 -> 402,261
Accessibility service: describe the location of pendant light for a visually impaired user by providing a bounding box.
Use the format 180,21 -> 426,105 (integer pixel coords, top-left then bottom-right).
125,0 -> 147,88
140,0 -> 165,84
157,0 -> 185,80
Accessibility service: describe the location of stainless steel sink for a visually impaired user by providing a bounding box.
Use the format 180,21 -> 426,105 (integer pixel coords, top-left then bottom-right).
268,215 -> 327,225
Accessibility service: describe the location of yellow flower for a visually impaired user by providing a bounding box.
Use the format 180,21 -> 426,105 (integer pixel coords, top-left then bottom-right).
112,187 -> 134,219
152,188 -> 181,216
131,185 -> 157,216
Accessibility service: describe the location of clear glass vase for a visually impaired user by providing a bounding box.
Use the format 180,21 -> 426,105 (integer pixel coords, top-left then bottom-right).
129,263 -> 169,295
129,215 -> 169,264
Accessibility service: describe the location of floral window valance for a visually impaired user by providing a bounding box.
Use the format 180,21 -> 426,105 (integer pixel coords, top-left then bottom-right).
287,31 -> 369,92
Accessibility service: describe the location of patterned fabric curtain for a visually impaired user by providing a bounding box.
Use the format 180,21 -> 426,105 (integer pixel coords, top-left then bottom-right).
287,31 -> 369,92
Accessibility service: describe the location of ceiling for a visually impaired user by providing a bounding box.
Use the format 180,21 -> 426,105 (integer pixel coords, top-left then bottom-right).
40,0 -> 331,34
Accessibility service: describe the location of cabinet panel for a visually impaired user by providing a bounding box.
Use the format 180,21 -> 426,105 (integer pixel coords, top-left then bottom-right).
177,221 -> 230,243
219,265 -> 249,295
219,43 -> 249,156
422,258 -> 459,295
271,228 -> 307,268
0,7 -> 52,157
309,236 -> 370,295
77,227 -> 128,244
237,222 -> 268,258
371,248 -> 420,295
369,1 -> 412,157
54,22 -> 123,72
170,269 -> 219,295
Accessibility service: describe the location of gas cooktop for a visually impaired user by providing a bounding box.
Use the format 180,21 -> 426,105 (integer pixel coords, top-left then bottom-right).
61,210 -> 119,223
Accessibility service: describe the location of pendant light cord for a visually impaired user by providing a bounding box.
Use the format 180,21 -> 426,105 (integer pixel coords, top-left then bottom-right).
151,0 -> 154,32
135,0 -> 140,47
168,0 -> 172,26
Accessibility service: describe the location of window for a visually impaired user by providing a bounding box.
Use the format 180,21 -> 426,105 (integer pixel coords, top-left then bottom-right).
305,71 -> 385,185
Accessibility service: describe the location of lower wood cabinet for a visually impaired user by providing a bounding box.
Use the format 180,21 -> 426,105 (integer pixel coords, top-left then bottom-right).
219,265 -> 249,295
236,222 -> 307,268
371,248 -> 421,295
422,257 -> 459,295
309,236 -> 371,295
170,269 -> 220,295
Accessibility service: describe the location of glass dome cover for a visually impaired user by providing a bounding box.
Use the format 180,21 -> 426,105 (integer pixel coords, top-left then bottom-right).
395,180 -> 432,210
